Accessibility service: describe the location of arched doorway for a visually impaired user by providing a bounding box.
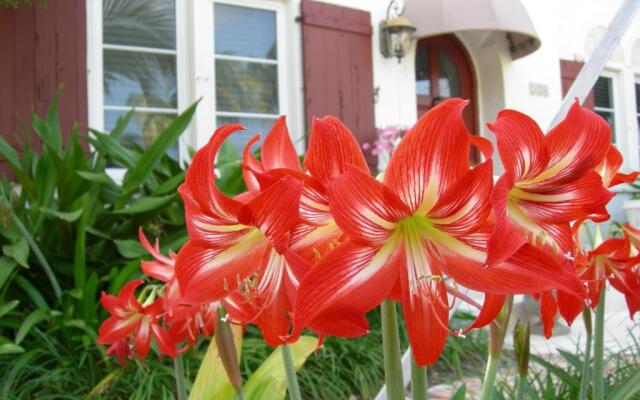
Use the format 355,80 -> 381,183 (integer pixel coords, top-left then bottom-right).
415,34 -> 478,135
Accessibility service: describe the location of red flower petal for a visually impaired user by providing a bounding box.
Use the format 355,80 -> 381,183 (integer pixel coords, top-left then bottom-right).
175,237 -> 270,304
327,166 -> 411,245
461,293 -> 505,334
384,98 -> 470,213
400,273 -> 449,366
237,176 -> 303,253
291,240 -> 401,340
184,124 -> 245,220
255,289 -> 290,347
557,290 -> 584,326
134,319 -> 152,358
180,185 -> 252,248
488,109 -> 549,181
151,323 -> 177,358
469,135 -> 494,159
487,174 -> 527,265
540,291 -> 558,339
262,116 -> 302,171
241,134 -> 263,192
515,171 -> 613,223
98,315 -> 140,344
304,116 -> 369,185
541,101 -> 611,186
430,160 -> 493,235
307,310 -> 370,338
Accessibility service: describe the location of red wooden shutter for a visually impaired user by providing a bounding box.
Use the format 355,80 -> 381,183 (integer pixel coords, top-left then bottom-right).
0,1 -> 87,175
300,0 -> 376,166
559,60 -> 595,110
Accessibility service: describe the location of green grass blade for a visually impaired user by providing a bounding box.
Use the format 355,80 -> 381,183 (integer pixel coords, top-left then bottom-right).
15,308 -> 49,344
608,368 -> 640,400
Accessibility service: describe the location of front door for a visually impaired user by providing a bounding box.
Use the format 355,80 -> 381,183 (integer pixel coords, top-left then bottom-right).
415,35 -> 477,135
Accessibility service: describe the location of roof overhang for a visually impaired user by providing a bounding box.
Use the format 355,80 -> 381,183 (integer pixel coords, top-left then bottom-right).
404,0 -> 541,59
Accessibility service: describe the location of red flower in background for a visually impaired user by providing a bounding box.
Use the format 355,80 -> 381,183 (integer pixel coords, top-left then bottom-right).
291,99 -> 584,365
487,101 -> 613,266
98,280 -> 176,362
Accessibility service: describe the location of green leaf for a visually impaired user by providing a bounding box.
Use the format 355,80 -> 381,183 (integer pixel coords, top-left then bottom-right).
0,256 -> 17,290
108,259 -> 141,295
123,101 -> 198,193
89,132 -> 139,169
189,325 -> 243,400
532,354 -> 580,388
114,239 -> 147,259
152,171 -> 185,195
0,300 -> 19,319
15,308 -> 49,344
39,207 -> 83,222
608,367 -> 640,400
14,276 -> 48,309
2,238 -> 29,268
0,136 -> 20,171
451,384 -> 467,400
0,343 -> 25,355
76,170 -> 118,187
243,336 -> 318,400
111,193 -> 177,214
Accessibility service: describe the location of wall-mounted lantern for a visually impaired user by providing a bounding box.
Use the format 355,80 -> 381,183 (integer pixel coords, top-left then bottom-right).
380,0 -> 416,63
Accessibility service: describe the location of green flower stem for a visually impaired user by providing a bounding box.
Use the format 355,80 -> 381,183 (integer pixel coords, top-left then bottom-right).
410,353 -> 427,400
173,354 -> 187,400
515,374 -> 526,400
578,308 -> 593,400
480,352 -> 501,400
282,344 -> 302,400
480,295 -> 514,400
382,299 -> 405,400
593,289 -> 606,400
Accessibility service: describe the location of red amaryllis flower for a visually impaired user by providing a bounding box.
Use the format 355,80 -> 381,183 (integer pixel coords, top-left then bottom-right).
487,101 -> 613,266
175,123 -> 359,346
138,229 -> 224,346
98,280 -> 176,361
242,115 -> 370,264
291,99 -> 584,365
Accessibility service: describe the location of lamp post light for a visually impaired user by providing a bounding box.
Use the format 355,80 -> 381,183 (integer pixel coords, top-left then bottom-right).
380,0 -> 416,63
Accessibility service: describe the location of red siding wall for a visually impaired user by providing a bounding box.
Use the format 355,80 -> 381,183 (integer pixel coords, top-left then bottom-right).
0,0 -> 87,172
300,0 -> 376,167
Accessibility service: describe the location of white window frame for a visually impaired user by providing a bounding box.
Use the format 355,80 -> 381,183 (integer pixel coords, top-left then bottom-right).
87,0 -> 294,172
87,0 -> 190,178
191,0 -> 291,149
595,70 -> 625,148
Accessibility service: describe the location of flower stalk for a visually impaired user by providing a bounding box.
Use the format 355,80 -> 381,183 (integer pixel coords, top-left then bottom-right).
382,299 -> 405,400
173,354 -> 187,400
410,353 -> 427,400
480,295 -> 514,400
592,289 -> 606,400
578,308 -> 593,400
513,321 -> 530,400
281,344 -> 303,400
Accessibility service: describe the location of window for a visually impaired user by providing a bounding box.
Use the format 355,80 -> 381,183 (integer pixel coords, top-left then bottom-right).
635,82 -> 640,135
213,2 -> 282,150
594,76 -> 616,142
89,1 -> 291,159
101,0 -> 179,158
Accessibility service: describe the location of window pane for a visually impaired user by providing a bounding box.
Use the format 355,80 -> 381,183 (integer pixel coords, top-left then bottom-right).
438,49 -> 461,98
594,77 -> 613,108
595,110 -> 615,143
635,83 -> 640,113
415,44 -> 430,96
215,60 -> 279,114
104,50 -> 177,108
214,3 -> 277,59
216,117 -> 278,151
103,0 -> 176,49
105,110 -> 179,158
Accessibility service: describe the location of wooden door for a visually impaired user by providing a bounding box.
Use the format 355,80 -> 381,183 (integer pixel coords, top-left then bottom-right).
415,35 -> 477,135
